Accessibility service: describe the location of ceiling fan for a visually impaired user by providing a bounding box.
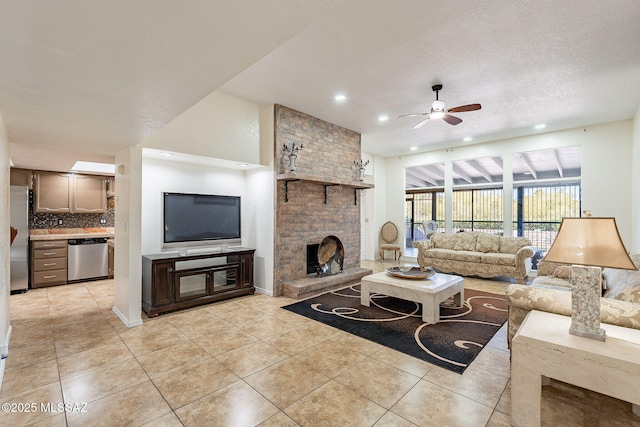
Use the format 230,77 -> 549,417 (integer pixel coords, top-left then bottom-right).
399,84 -> 481,129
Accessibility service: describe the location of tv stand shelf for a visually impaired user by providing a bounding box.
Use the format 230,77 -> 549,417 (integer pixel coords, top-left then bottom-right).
142,247 -> 255,316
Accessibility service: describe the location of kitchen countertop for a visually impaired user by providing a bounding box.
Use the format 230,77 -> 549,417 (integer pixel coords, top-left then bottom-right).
30,227 -> 114,241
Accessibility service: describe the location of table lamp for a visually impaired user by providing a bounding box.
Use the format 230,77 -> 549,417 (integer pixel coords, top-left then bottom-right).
542,217 -> 637,341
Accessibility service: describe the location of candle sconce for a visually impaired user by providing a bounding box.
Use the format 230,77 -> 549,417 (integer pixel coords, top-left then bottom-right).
283,142 -> 303,173
353,158 -> 370,182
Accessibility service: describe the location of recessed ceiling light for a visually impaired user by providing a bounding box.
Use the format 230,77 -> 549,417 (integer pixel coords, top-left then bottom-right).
410,146 -> 418,151
535,124 -> 546,130
70,161 -> 115,174
463,136 -> 473,142
378,115 -> 389,122
334,94 -> 347,102
159,152 -> 175,157
236,163 -> 249,167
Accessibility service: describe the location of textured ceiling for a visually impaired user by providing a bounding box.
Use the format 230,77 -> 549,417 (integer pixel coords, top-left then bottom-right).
2,0 -> 640,172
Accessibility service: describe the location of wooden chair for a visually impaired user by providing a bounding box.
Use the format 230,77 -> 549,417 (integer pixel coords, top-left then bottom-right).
379,221 -> 402,262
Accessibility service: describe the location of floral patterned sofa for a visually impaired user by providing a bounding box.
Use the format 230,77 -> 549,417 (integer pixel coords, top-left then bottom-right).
412,232 -> 535,284
505,255 -> 640,348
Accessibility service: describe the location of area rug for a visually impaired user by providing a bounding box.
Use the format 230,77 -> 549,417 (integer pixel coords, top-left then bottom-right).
282,284 -> 507,374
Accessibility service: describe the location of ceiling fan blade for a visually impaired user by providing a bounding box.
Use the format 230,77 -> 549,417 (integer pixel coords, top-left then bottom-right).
446,103 -> 481,113
412,117 -> 430,129
442,114 -> 462,125
399,112 -> 428,118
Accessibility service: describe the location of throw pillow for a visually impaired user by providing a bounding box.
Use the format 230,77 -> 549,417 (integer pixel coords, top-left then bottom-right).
476,233 -> 501,253
553,265 -> 572,279
453,232 -> 478,251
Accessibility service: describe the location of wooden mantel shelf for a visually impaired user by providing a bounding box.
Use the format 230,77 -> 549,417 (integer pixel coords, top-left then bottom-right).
277,173 -> 374,189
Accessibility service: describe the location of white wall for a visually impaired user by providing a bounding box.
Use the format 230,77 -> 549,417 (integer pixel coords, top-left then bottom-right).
0,113 -> 10,387
112,146 -> 144,328
374,120 -> 636,260
632,106 -> 640,253
140,151 -> 275,294
141,156 -> 247,254
141,91 -> 263,166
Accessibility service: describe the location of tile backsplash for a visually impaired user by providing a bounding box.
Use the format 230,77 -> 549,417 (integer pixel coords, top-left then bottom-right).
29,190 -> 115,229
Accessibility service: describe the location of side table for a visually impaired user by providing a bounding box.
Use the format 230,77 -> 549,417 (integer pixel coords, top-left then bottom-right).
511,310 -> 640,426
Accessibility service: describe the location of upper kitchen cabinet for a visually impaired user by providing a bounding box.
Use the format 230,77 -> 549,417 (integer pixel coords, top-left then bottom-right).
34,172 -> 72,213
74,174 -> 107,212
10,168 -> 33,188
34,172 -> 107,213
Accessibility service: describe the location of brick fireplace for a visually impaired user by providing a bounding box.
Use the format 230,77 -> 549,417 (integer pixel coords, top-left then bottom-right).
273,105 -> 372,298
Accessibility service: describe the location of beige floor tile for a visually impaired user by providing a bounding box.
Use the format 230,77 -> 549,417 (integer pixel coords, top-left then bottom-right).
10,305 -> 50,322
61,358 -> 149,403
258,411 -> 301,427
152,358 -> 239,409
192,326 -> 258,356
140,411 -> 185,427
137,340 -> 210,379
0,382 -> 63,427
4,339 -> 57,370
335,357 -> 421,409
285,380 -> 386,426
424,363 -> 509,408
27,412 -> 68,427
215,340 -> 289,378
486,323 -> 509,351
49,309 -> 106,330
391,379 -> 493,427
119,323 -> 190,357
293,340 -> 368,378
245,357 -> 330,409
0,359 -> 59,399
54,327 -> 122,358
330,330 -> 386,355
236,315 -> 299,339
175,381 -> 279,426
260,324 -> 334,355
486,409 -> 513,427
540,384 -> 599,426
373,411 -> 419,427
57,339 -> 134,380
216,306 -> 272,325
370,346 -> 433,377
52,315 -> 115,340
471,344 -> 511,378
66,380 -> 171,427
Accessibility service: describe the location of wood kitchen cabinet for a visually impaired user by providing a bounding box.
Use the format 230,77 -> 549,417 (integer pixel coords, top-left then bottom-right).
10,168 -> 33,188
34,171 -> 107,213
74,174 -> 107,212
31,240 -> 67,288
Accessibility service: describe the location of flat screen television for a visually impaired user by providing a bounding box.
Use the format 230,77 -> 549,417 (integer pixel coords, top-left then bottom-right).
163,192 -> 241,247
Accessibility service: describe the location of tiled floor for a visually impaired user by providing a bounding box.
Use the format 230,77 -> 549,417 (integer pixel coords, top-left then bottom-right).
2,260 -> 639,426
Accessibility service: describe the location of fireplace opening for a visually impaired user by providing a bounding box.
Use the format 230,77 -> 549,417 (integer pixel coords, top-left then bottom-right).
306,243 -> 320,275
306,236 -> 344,277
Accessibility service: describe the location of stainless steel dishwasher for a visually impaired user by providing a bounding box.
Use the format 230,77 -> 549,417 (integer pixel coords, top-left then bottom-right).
67,238 -> 109,282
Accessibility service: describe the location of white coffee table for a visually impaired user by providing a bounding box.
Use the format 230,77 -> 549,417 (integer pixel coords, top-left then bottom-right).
360,271 -> 464,324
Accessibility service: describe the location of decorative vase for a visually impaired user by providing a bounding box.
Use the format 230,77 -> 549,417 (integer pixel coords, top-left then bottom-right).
357,166 -> 365,182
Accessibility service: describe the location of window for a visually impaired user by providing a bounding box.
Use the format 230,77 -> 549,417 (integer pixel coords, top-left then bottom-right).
452,188 -> 504,234
405,191 -> 444,245
513,184 -> 582,250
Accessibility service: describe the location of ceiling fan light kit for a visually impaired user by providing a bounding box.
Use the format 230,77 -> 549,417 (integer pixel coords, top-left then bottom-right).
400,84 -> 481,128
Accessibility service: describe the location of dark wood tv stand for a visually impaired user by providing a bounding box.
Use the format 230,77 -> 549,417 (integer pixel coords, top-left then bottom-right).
142,247 -> 255,316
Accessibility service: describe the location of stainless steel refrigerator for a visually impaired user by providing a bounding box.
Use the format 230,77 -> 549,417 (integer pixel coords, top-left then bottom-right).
10,185 -> 29,293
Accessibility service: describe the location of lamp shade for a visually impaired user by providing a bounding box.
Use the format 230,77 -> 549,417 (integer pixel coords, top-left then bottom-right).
543,217 -> 636,270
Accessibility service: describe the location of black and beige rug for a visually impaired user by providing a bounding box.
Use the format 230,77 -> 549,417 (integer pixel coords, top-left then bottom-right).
282,284 -> 507,374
